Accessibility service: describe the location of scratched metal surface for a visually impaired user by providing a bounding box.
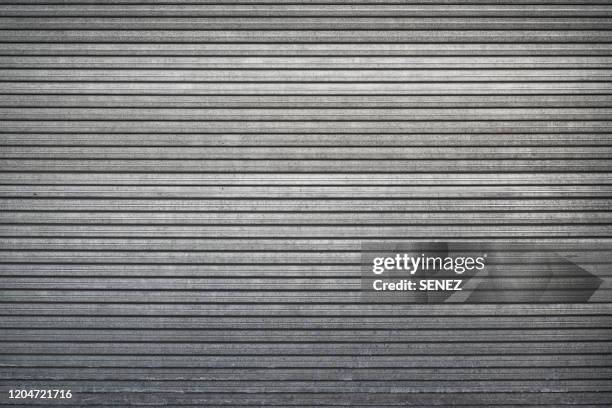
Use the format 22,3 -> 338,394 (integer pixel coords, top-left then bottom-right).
0,0 -> 611,406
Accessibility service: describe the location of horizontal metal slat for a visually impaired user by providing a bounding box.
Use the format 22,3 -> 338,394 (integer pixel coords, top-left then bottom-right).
3,95 -> 612,108
3,30 -> 612,43
0,291 -> 608,303
2,211 -> 610,225
2,17 -> 612,30
2,43 -> 611,56
2,5 -> 611,17
2,133 -> 610,147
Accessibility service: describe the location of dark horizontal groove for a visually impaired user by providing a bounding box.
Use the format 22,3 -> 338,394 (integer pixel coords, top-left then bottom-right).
7,15 -> 612,18
5,156 -> 612,160
3,388 -> 612,397
3,170 -> 610,174
2,352 -> 611,357
2,249 -> 606,254
3,260 -> 612,266
30,392 -> 612,396
3,80 -> 612,83
1,259 -> 609,264
1,396 -> 610,404
0,403 -> 608,407
2,183 -> 611,187
3,1 -> 612,3
2,210 -> 611,214
6,248 -> 612,252
3,196 -> 612,200
0,262 -> 608,268
0,340 -> 608,345
4,145 -> 612,148
1,1 -> 610,3
2,148 -> 612,152
3,247 -> 612,251
3,54 -> 612,58
3,122 -> 612,127
2,300 -> 611,305
1,288 -> 610,292
2,222 -> 611,227
3,275 -> 609,279
6,106 -> 612,110
2,217 -> 611,222
5,41 -> 612,45
2,314 -> 611,319
4,183 -> 612,188
4,28 -> 612,31
4,68 -> 612,72
3,378 -> 609,383
5,2 -> 612,5
4,108 -> 612,113
0,171 -> 610,175
5,365 -> 611,371
2,93 -> 611,98
0,266 -> 598,273
2,326 -> 611,331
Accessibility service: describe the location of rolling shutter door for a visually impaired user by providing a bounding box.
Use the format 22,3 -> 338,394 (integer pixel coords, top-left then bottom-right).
0,1 -> 611,406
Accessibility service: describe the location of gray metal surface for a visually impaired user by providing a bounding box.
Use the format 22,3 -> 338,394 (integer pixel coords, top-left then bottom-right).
0,0 -> 611,406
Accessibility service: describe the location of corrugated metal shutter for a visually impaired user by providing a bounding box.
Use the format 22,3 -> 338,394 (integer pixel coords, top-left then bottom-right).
0,0 -> 611,406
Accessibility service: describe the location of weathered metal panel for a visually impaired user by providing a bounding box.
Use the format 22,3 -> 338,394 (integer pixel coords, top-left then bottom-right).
0,0 -> 610,405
